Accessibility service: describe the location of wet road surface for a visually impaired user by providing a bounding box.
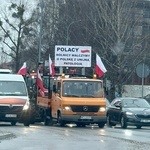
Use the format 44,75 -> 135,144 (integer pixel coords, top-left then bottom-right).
0,123 -> 150,150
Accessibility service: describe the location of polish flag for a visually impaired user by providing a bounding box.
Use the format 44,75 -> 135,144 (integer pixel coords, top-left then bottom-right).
17,62 -> 27,75
95,54 -> 107,78
36,69 -> 45,96
49,55 -> 55,77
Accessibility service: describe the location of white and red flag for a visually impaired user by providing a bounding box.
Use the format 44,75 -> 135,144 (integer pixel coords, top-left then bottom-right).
49,54 -> 55,77
17,62 -> 27,75
95,54 -> 107,78
36,69 -> 45,96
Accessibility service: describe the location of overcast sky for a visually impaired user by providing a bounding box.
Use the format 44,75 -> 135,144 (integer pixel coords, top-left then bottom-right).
0,0 -> 37,63
0,0 -> 39,14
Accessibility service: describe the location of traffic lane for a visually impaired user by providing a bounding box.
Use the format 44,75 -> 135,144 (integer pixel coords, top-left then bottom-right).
103,125 -> 150,143
0,123 -> 150,150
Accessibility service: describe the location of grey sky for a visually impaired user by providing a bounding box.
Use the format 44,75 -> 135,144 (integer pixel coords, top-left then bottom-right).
0,0 -> 37,63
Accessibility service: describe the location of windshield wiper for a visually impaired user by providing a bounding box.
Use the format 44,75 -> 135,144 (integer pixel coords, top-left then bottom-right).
64,95 -> 80,97
80,94 -> 96,98
1,93 -> 23,96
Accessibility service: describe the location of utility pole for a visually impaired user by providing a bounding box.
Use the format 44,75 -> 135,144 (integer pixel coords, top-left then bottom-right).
38,0 -> 44,64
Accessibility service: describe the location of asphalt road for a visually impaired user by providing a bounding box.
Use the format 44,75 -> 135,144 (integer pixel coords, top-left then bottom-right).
0,122 -> 150,150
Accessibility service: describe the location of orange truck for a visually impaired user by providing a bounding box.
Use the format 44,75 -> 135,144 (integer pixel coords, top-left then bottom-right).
35,73 -> 107,128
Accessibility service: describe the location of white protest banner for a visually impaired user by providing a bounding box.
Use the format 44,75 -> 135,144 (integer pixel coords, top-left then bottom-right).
55,45 -> 92,67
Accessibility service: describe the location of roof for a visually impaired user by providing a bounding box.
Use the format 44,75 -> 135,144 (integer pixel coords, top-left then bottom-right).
54,74 -> 102,82
116,97 -> 146,101
0,69 -> 12,74
0,74 -> 25,82
61,78 -> 102,82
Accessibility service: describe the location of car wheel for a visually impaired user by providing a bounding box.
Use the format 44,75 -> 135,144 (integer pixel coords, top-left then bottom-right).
11,121 -> 17,126
24,121 -> 30,126
98,123 -> 105,128
120,115 -> 127,129
76,123 -> 81,127
58,113 -> 65,127
136,125 -> 142,129
107,115 -> 116,127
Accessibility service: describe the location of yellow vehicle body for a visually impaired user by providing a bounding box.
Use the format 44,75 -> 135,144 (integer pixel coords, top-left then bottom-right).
37,75 -> 107,127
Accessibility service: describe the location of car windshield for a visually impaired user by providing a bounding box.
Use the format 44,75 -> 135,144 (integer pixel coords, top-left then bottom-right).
0,81 -> 27,96
62,81 -> 103,98
122,98 -> 150,108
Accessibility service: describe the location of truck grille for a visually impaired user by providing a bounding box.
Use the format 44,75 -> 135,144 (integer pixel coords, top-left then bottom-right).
0,106 -> 23,113
136,114 -> 150,119
71,105 -> 99,112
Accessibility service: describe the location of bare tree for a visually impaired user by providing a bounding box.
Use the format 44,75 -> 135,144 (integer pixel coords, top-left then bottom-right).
0,1 -> 37,72
75,0 -> 149,96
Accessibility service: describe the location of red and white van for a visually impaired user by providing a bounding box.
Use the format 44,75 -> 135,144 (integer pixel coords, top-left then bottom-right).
0,74 -> 31,126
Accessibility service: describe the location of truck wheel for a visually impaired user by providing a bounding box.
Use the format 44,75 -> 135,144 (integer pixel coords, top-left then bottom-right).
81,124 -> 86,127
136,125 -> 142,129
76,123 -> 82,127
11,121 -> 17,126
30,102 -> 37,124
58,113 -> 65,127
24,121 -> 30,126
49,117 -> 54,126
98,123 -> 105,128
44,116 -> 50,126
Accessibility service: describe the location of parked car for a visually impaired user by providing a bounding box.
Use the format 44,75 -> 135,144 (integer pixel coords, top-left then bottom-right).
143,94 -> 150,104
106,97 -> 150,129
106,98 -> 110,110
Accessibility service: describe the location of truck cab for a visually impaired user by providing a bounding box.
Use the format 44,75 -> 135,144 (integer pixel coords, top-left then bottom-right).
52,74 -> 106,127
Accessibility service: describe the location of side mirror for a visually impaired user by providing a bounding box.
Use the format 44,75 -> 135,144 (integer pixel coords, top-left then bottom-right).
48,90 -> 52,99
114,102 -> 121,108
53,85 -> 57,93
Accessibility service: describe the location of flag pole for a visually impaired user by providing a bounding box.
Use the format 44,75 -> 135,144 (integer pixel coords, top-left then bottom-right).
48,55 -> 50,99
48,74 -> 51,99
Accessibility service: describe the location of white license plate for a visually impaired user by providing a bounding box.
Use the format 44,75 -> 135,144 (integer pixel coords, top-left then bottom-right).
80,116 -> 92,119
5,114 -> 17,118
140,119 -> 150,123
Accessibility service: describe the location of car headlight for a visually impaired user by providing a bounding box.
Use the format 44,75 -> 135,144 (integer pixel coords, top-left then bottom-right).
63,106 -> 71,111
23,101 -> 30,110
126,112 -> 133,115
99,107 -> 106,112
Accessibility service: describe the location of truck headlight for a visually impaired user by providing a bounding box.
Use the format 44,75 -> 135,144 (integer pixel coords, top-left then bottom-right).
23,101 -> 30,110
63,106 -> 71,111
99,107 -> 106,112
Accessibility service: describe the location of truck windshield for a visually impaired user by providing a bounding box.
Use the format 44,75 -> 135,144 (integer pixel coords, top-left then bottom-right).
0,81 -> 27,96
62,81 -> 103,98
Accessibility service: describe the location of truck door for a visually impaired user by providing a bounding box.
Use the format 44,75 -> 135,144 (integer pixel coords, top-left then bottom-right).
51,81 -> 61,118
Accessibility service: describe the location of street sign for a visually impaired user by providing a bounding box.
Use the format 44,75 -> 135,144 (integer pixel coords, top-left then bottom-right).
136,63 -> 149,78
